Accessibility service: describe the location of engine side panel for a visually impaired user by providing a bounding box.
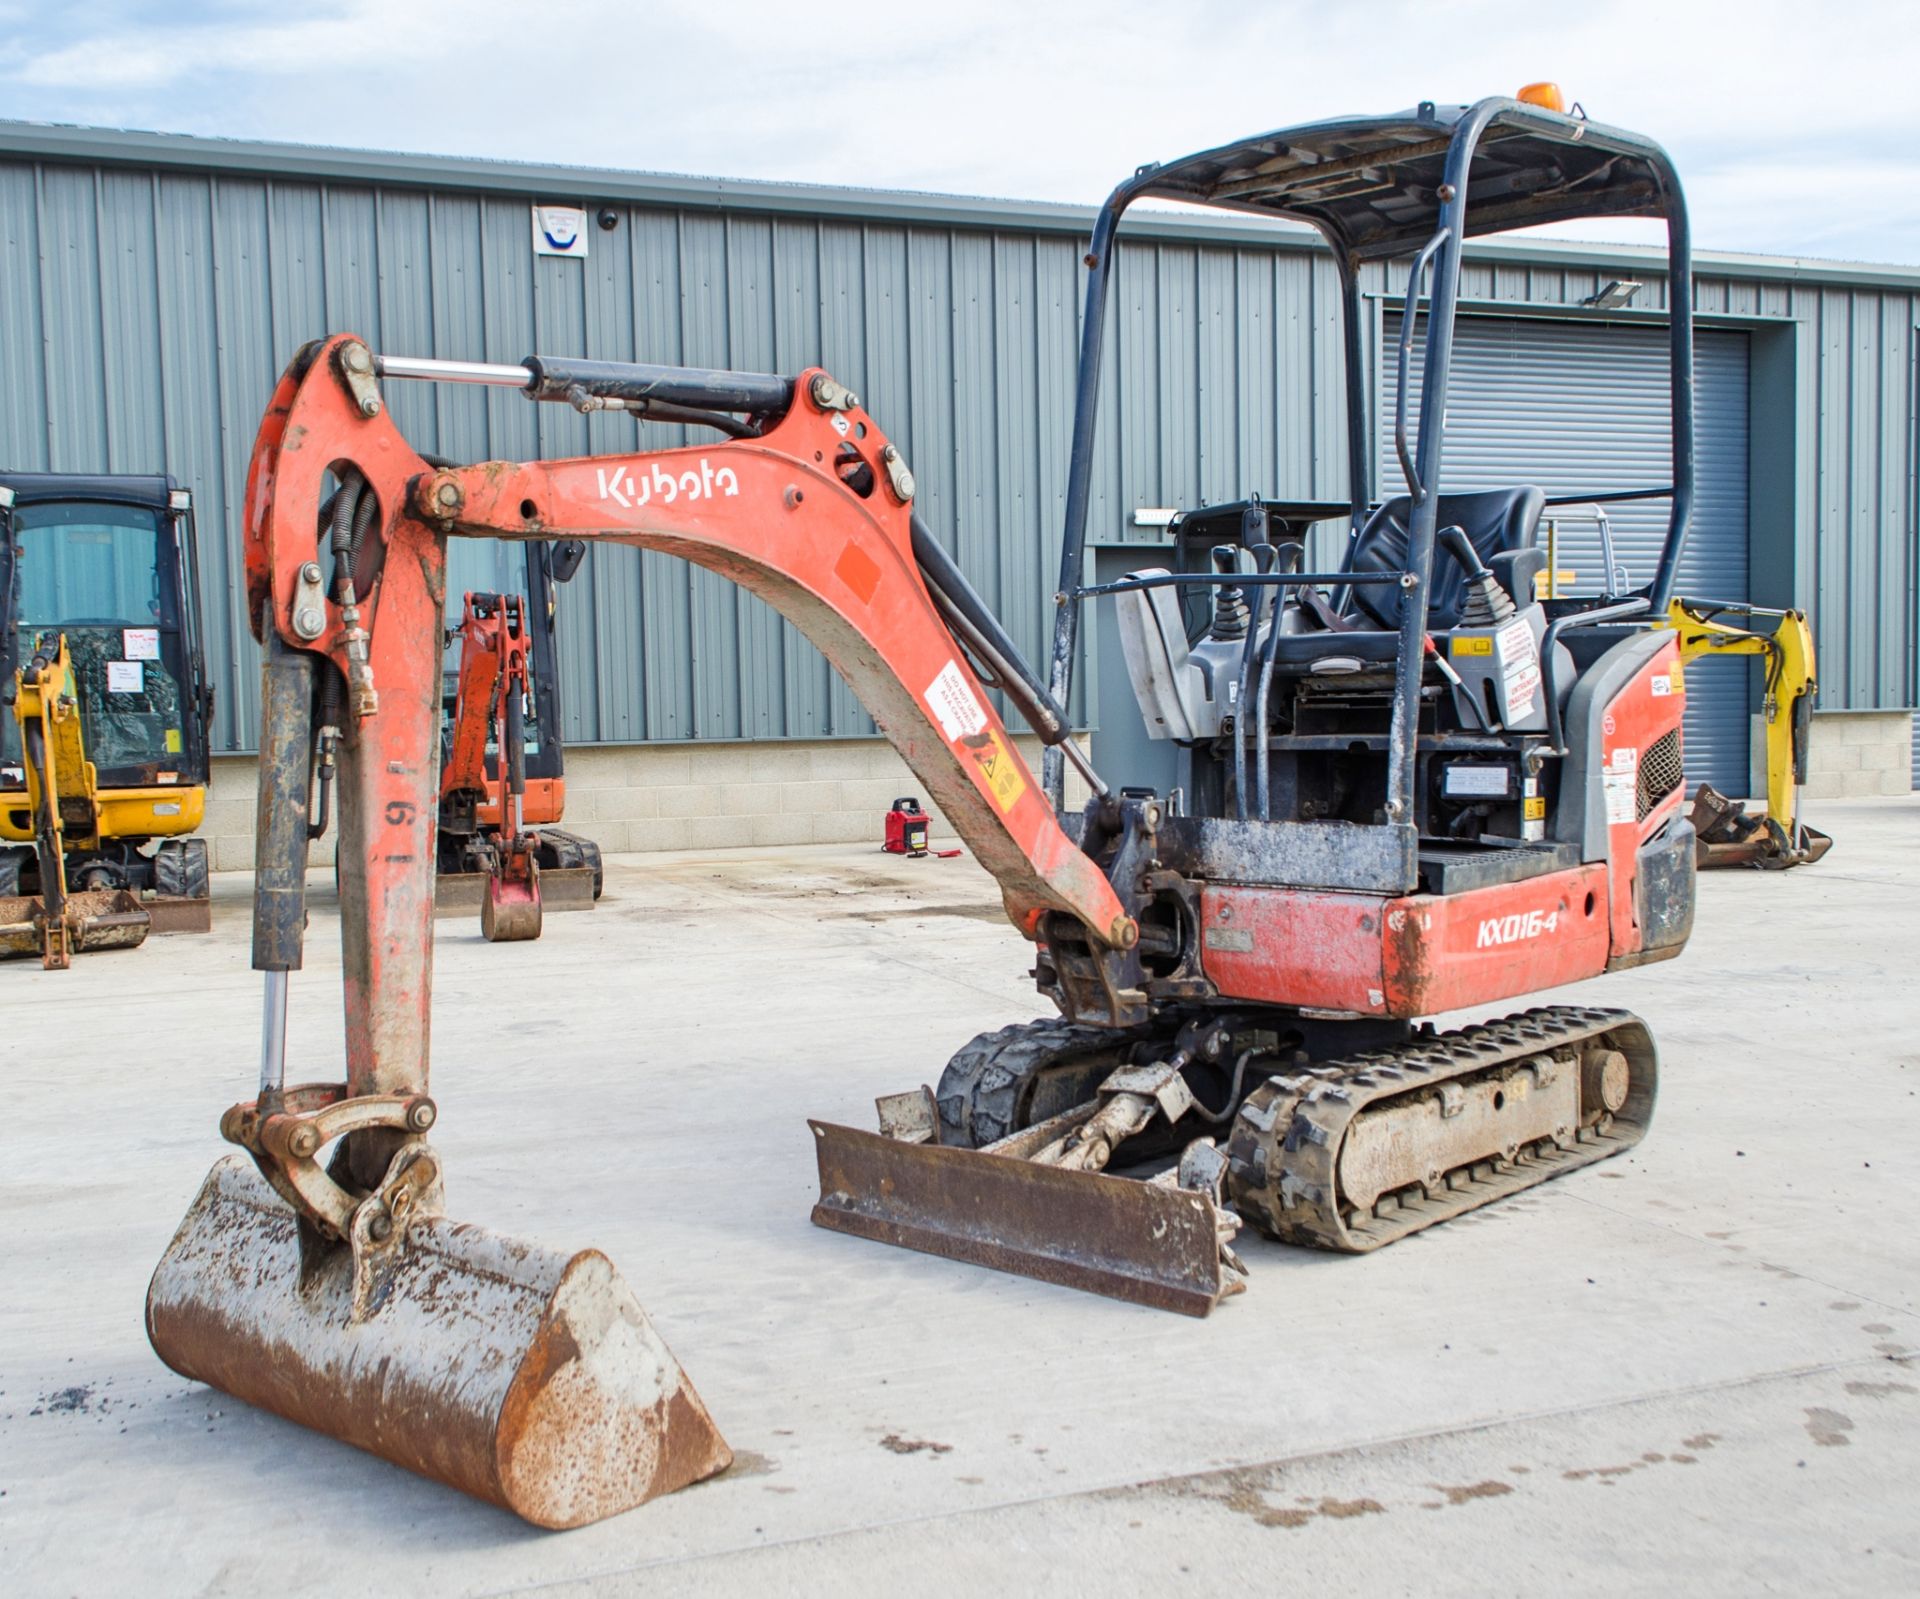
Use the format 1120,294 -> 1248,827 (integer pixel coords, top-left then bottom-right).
1198,862 -> 1611,1018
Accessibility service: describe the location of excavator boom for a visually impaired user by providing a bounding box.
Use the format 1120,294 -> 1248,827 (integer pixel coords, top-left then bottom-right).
149,332 -> 1135,1526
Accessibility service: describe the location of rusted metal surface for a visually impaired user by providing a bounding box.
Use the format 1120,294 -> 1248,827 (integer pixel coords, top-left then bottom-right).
809,1120 -> 1236,1317
1689,784 -> 1833,869
435,865 -> 594,917
874,1088 -> 939,1145
0,888 -> 148,963
147,1156 -> 732,1528
481,860 -> 543,942
1334,1053 -> 1580,1211
142,895 -> 213,934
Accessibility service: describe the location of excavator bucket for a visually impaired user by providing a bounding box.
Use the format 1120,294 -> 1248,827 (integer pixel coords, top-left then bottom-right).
147,1155 -> 731,1528
0,888 -> 149,965
1689,784 -> 1833,869
481,855 -> 543,942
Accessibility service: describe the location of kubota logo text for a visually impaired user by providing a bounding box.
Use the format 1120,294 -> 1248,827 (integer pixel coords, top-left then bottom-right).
1475,908 -> 1560,947
597,459 -> 741,509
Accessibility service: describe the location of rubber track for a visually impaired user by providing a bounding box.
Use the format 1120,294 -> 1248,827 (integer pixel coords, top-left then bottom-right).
935,1018 -> 1152,1147
1224,1004 -> 1656,1252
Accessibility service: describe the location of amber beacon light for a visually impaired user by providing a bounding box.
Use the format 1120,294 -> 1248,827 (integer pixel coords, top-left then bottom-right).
1517,81 -> 1568,112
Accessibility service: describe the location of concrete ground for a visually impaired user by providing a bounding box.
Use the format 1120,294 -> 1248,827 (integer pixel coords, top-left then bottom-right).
3,796 -> 1915,1596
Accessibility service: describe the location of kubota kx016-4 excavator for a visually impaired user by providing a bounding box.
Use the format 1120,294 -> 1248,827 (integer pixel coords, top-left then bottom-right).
435,537 -> 602,939
149,93 -> 1700,1527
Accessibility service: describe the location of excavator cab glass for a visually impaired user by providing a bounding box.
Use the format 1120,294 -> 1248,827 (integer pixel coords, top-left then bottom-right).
1,480 -> 207,794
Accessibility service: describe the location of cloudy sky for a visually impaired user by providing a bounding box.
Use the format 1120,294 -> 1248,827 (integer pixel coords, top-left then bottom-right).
3,0 -> 1916,264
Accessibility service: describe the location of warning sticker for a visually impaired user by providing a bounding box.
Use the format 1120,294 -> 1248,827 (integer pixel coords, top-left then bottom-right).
1651,674 -> 1672,697
1524,796 -> 1547,821
122,627 -> 160,660
106,660 -> 144,695
924,659 -> 988,741
1450,634 -> 1493,657
968,728 -> 1028,815
1497,617 -> 1542,711
1603,745 -> 1639,826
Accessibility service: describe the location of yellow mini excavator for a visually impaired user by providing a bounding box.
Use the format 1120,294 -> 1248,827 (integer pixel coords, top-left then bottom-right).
1665,598 -> 1831,868
1,473 -> 216,967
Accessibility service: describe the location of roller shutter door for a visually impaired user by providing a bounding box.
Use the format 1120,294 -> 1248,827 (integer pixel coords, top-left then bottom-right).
1382,314 -> 1751,794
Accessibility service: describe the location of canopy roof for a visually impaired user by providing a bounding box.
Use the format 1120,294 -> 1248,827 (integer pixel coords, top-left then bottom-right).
1126,100 -> 1674,261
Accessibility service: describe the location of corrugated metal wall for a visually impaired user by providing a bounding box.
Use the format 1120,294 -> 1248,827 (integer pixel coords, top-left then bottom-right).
0,145 -> 1913,754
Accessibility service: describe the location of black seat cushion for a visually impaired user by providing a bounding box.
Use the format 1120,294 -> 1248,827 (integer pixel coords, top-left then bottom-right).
1345,487 -> 1545,629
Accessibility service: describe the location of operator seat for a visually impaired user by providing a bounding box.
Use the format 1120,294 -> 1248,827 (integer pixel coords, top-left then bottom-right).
1345,486 -> 1546,628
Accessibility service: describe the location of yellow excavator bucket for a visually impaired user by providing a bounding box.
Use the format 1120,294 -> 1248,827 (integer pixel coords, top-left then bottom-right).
0,887 -> 149,965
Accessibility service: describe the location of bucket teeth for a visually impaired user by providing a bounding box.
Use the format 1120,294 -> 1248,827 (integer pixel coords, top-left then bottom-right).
147,1155 -> 731,1528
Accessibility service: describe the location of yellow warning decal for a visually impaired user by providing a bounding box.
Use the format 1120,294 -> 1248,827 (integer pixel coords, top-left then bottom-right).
1524,796 -> 1547,821
971,728 -> 1028,815
164,727 -> 183,753
1450,635 -> 1494,656
1668,660 -> 1685,689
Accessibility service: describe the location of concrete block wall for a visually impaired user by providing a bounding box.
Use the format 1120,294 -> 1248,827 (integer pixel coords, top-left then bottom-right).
204,734 -> 1089,869
1752,710 -> 1914,802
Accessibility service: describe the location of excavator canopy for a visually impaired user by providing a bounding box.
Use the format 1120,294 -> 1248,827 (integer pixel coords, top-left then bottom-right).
1120,101 -> 1676,259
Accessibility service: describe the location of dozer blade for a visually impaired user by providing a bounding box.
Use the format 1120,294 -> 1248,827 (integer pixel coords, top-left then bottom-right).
0,889 -> 149,964
144,893 -> 214,935
481,866 -> 543,942
438,866 -> 594,918
147,1156 -> 732,1529
809,1120 -> 1235,1317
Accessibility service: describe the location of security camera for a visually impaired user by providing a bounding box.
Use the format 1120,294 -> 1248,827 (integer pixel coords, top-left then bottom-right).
596,207 -> 619,231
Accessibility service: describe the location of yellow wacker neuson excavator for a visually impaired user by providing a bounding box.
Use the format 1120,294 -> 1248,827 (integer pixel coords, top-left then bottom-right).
150,89 -> 1717,1529
1,473 -> 216,968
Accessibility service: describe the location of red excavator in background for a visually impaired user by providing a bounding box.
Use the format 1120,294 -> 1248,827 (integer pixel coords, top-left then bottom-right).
149,91 -> 1700,1530
435,537 -> 602,940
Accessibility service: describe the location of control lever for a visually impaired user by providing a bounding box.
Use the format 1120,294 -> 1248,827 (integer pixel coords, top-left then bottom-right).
1437,525 -> 1516,628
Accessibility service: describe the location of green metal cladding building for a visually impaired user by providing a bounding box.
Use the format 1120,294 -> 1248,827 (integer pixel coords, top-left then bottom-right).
1,119 -> 1913,861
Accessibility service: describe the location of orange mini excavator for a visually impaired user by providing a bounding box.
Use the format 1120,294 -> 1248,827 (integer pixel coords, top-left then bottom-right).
150,92 -> 1699,1528
435,538 -> 601,940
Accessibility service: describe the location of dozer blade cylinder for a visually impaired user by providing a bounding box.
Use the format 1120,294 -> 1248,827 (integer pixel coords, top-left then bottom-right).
147,1158 -> 731,1528
810,1120 -> 1234,1316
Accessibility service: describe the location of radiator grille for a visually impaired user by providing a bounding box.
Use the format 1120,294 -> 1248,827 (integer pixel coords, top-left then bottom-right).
1637,728 -> 1684,821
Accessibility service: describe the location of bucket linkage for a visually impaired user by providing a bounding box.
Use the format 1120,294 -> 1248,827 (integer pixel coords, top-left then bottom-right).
147,534 -> 728,1528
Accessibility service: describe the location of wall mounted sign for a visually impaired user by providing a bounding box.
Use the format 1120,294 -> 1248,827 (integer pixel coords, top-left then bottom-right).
531,204 -> 589,259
